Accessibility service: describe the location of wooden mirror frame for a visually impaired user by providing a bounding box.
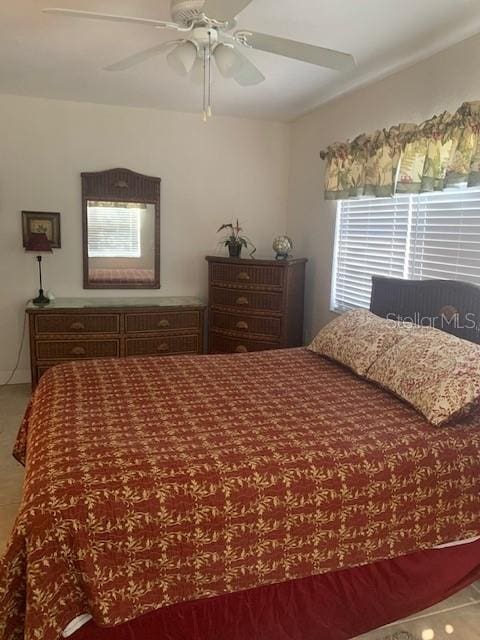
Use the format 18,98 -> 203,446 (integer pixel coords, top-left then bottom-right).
82,168 -> 161,289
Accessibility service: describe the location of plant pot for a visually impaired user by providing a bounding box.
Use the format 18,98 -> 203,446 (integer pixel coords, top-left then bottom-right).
228,243 -> 242,258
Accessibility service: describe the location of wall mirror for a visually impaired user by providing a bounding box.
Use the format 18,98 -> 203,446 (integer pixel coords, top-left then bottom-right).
82,168 -> 161,289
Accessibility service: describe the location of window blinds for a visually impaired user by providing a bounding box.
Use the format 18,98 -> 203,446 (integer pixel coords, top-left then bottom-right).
332,195 -> 411,311
409,189 -> 480,284
87,206 -> 141,258
332,187 -> 480,312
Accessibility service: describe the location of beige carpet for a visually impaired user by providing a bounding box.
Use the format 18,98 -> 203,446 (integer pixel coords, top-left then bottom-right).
0,383 -> 29,552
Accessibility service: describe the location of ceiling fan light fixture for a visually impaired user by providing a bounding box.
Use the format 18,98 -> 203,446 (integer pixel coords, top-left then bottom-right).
43,0 -> 355,120
166,40 -> 197,76
214,43 -> 243,78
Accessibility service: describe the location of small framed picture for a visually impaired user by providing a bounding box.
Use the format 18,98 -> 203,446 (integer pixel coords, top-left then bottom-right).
22,211 -> 61,249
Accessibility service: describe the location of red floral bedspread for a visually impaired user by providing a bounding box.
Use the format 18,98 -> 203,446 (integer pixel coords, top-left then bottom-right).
1,349 -> 479,640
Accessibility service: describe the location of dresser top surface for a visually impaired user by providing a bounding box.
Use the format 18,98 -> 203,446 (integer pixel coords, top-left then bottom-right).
26,296 -> 206,311
206,255 -> 307,266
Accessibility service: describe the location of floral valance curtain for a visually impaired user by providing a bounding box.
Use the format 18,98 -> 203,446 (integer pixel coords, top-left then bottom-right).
320,101 -> 480,200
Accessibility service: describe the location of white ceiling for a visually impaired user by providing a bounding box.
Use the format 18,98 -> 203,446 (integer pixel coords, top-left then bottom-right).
2,0 -> 480,121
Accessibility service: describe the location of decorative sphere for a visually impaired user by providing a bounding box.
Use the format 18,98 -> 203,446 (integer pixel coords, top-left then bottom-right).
273,235 -> 293,260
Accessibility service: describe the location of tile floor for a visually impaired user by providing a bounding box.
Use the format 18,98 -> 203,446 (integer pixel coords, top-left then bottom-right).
0,383 -> 478,640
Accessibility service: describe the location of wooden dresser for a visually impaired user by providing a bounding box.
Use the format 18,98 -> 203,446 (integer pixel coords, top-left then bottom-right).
206,256 -> 307,354
27,297 -> 206,389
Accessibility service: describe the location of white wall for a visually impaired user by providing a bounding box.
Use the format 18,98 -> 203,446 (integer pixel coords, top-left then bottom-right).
288,32 -> 480,341
0,95 -> 289,383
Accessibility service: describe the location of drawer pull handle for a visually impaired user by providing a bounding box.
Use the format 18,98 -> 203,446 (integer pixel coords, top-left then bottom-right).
237,271 -> 250,281
157,343 -> 170,353
236,297 -> 249,306
236,321 -> 249,330
235,345 -> 248,353
70,322 -> 85,331
157,319 -> 170,328
71,346 -> 86,356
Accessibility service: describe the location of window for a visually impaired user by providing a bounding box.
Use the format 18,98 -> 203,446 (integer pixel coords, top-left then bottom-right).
331,187 -> 480,312
87,203 -> 142,258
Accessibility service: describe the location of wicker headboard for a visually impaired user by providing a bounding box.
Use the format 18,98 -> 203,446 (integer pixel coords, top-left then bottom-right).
370,276 -> 480,344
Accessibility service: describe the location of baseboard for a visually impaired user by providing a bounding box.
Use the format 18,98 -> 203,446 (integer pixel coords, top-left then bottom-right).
0,368 -> 31,385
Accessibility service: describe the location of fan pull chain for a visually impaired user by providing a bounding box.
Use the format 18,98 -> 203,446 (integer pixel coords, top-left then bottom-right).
202,44 -> 207,122
207,31 -> 212,118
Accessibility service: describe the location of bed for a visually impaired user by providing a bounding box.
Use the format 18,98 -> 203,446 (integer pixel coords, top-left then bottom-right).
1,277 -> 479,640
88,268 -> 156,285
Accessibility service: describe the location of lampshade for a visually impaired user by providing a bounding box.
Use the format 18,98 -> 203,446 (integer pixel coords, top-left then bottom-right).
25,232 -> 52,253
167,41 -> 197,76
214,44 -> 244,78
190,57 -> 205,85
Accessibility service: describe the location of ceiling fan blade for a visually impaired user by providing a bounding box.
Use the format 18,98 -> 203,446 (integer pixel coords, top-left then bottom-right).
237,31 -> 355,71
105,41 -> 182,72
233,51 -> 265,86
202,0 -> 254,22
42,8 -> 184,31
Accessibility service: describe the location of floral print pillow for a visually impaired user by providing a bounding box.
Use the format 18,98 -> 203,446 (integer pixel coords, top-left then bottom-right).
308,309 -> 413,377
367,327 -> 480,426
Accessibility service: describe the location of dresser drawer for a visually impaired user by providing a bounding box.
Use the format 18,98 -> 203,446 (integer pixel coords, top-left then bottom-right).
126,335 -> 199,357
209,333 -> 279,354
35,313 -> 120,334
210,287 -> 283,313
126,311 -> 200,334
210,311 -> 281,338
36,340 -> 120,360
210,262 -> 284,288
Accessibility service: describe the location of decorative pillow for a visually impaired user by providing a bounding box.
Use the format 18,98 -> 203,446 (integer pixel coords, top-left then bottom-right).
367,327 -> 480,426
308,309 -> 414,377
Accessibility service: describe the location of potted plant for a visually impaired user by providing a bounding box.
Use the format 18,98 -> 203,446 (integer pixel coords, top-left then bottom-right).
217,220 -> 256,258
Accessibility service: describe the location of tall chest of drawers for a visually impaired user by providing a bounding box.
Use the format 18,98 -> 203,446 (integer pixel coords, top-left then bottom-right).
27,297 -> 206,389
206,256 -> 307,354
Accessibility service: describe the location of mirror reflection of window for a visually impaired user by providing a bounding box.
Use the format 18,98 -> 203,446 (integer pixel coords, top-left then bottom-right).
87,202 -> 143,259
86,200 -> 156,287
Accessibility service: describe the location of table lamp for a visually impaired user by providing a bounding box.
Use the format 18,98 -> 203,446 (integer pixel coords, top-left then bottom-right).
25,232 -> 53,305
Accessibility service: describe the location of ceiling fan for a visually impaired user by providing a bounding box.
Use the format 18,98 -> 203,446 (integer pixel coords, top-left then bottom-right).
43,0 -> 355,119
